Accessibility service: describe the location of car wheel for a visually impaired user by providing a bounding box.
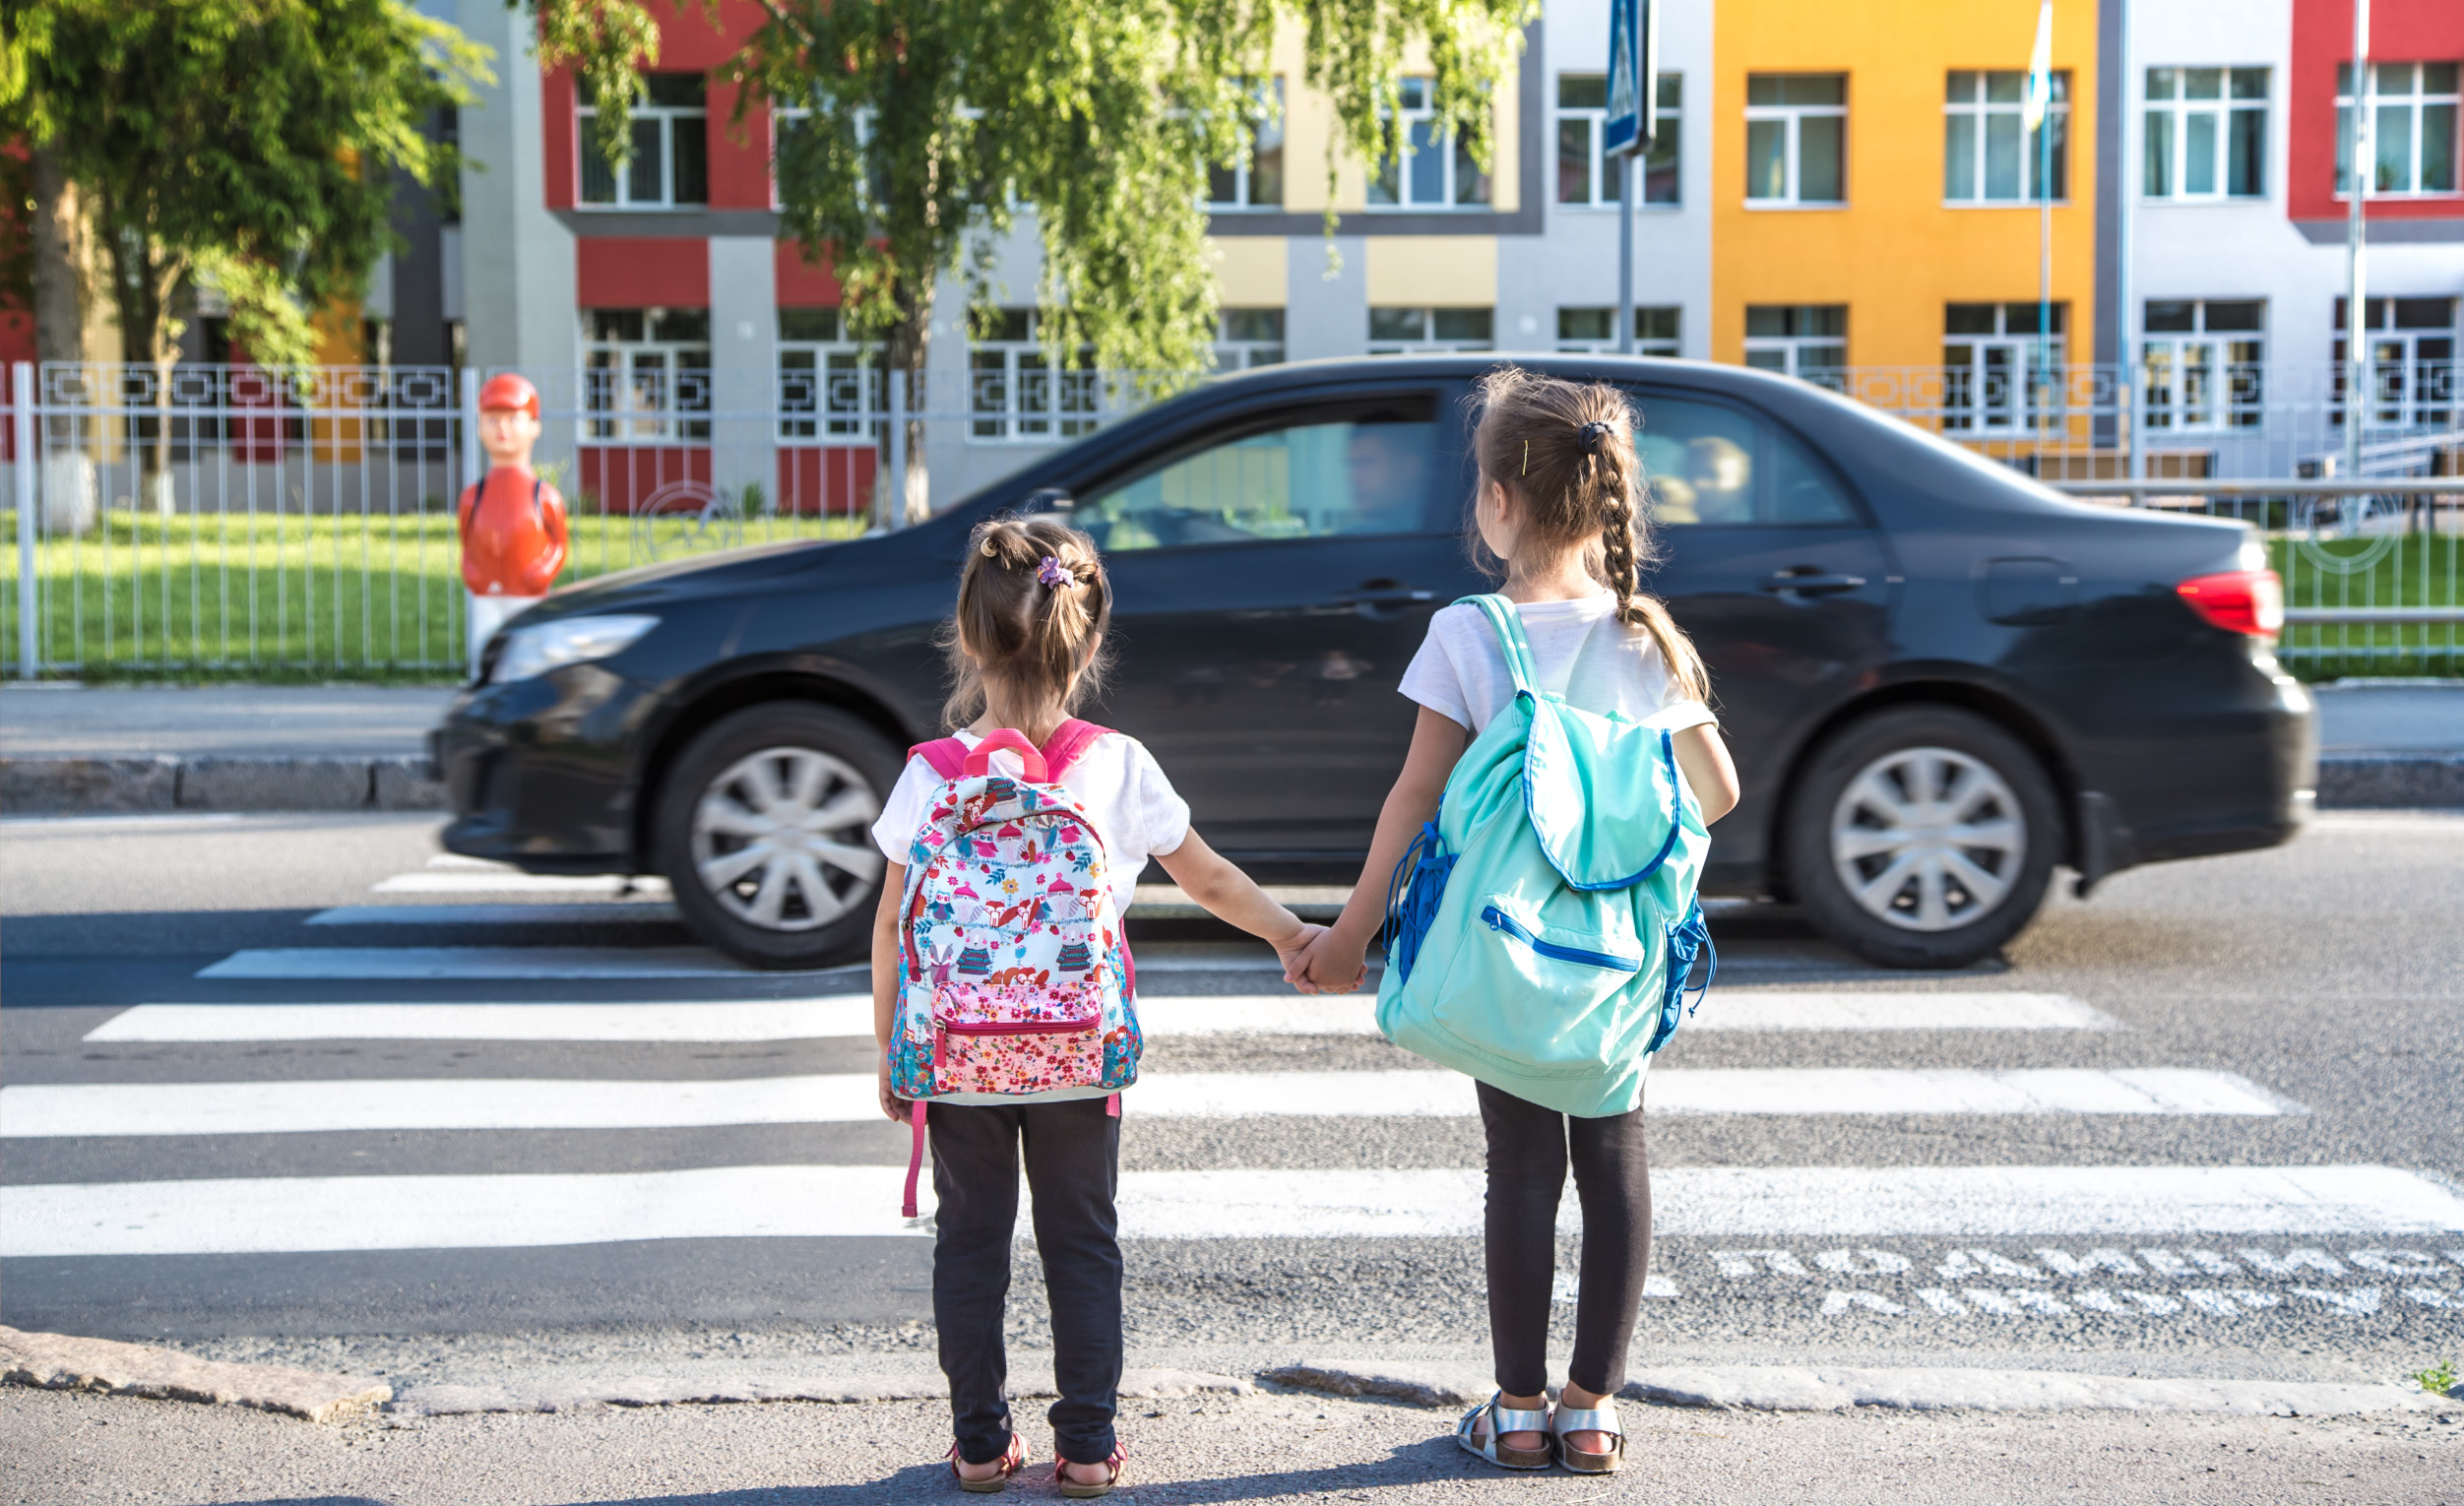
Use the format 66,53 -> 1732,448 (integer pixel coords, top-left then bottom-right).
1783,707 -> 2060,970
656,703 -> 901,970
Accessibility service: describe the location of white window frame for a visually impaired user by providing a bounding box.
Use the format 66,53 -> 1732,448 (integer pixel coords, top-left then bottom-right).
1554,72 -> 1683,209
1940,302 -> 2066,433
1554,306 -> 1681,355
2142,67 -> 2269,201
1368,78 -> 1492,210
1943,69 -> 2070,205
1366,306 -> 1494,354
970,308 -> 1104,445
578,75 -> 709,210
2139,300 -> 2265,432
1214,308 -> 1286,369
2337,62 -> 2461,199
1743,304 -> 1848,385
582,308 -> 712,443
1744,74 -> 1847,207
1206,79 -> 1286,211
2334,297 -> 2458,428
777,307 -> 879,443
773,102 -> 877,210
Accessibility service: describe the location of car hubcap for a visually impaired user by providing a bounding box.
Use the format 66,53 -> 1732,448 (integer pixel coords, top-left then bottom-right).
691,746 -> 884,932
1830,747 -> 2027,933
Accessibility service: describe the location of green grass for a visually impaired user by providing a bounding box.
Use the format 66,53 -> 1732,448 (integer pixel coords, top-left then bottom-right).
0,508 -> 866,680
2409,1358 -> 2459,1397
2270,533 -> 2464,681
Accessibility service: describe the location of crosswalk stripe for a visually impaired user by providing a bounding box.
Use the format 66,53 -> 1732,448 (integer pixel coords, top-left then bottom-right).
370,873 -> 667,896
194,946 -> 1299,979
305,903 -> 682,928
85,991 -> 2115,1044
0,1067 -> 2297,1137
8,1164 -> 2457,1258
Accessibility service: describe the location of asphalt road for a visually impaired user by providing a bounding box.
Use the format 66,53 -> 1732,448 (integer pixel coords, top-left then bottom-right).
2,809 -> 2460,1402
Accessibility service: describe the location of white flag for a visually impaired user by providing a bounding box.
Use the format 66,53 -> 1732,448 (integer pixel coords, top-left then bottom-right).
2023,0 -> 2055,130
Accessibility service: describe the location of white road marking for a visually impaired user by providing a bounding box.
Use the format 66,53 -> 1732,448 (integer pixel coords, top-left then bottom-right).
8,1164 -> 2458,1258
2306,813 -> 2464,834
196,946 -> 1300,979
306,903 -> 682,928
1694,993 -> 2117,1031
1,1068 -> 2299,1137
371,874 -> 666,896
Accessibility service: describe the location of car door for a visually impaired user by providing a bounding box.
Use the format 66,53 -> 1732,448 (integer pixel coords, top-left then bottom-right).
1068,390 -> 1476,862
1624,389 -> 1900,891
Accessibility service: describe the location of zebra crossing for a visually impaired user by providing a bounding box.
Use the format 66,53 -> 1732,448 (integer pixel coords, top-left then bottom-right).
7,850 -> 2463,1346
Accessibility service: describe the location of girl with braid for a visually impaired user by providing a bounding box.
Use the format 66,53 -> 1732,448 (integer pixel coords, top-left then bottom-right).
1294,367 -> 1739,1473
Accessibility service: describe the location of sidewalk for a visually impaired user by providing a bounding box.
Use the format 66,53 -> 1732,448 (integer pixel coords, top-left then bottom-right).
1,681 -> 2457,813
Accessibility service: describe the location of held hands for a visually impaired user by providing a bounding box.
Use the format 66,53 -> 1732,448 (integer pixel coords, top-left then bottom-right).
1288,924 -> 1370,995
1272,921 -> 1328,994
875,1056 -> 909,1125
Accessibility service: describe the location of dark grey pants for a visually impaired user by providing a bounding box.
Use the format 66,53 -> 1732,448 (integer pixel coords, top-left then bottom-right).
1476,1080 -> 1654,1399
928,1097 -> 1122,1468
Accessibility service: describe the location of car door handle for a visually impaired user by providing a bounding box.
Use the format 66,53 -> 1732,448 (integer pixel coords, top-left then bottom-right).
1759,570 -> 1867,597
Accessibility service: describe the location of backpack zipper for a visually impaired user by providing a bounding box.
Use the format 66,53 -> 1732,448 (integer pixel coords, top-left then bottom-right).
1481,905 -> 1643,972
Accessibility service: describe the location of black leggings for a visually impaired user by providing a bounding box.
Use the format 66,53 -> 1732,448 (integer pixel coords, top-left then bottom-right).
1476,1080 -> 1653,1399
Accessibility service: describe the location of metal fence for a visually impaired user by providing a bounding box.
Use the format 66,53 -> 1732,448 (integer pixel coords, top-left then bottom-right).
4,358 -> 2458,679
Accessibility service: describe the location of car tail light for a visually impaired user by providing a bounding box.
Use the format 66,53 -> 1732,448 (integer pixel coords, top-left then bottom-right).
2177,569 -> 2284,637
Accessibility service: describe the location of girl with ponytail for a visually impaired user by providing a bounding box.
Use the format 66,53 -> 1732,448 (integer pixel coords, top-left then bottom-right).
867,514 -> 1323,1495
1295,367 -> 1740,1473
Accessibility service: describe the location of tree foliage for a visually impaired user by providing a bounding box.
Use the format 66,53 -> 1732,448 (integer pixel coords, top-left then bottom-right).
9,0 -> 488,374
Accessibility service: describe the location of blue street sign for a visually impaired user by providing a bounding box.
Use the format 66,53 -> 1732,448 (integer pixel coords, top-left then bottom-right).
1603,0 -> 1660,157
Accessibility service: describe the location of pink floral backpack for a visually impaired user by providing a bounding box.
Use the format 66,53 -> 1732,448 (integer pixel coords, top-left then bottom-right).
891,721 -> 1139,1216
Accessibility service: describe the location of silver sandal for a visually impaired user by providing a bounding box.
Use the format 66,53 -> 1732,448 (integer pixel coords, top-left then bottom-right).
1456,1392 -> 1553,1471
1550,1397 -> 1624,1474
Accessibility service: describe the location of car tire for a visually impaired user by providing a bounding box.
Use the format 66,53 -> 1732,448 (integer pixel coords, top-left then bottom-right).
1782,706 -> 2061,970
656,703 -> 904,971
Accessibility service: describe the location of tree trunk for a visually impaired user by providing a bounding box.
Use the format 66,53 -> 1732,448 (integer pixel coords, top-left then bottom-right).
885,279 -> 935,527
30,151 -> 91,371
96,206 -> 183,519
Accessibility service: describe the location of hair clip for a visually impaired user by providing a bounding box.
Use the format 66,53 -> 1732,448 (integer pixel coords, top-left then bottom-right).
1521,438 -> 1530,477
1577,420 -> 1612,456
1036,555 -> 1074,588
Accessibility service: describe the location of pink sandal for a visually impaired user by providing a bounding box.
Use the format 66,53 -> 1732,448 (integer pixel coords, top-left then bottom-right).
949,1433 -> 1028,1493
1056,1439 -> 1129,1498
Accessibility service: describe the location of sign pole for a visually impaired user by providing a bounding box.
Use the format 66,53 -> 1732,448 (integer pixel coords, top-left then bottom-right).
1605,0 -> 1658,357
1616,155 -> 1636,355
2344,0 -> 2371,479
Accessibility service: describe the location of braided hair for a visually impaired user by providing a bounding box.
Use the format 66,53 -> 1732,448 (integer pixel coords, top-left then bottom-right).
940,515 -> 1114,732
1464,366 -> 1710,702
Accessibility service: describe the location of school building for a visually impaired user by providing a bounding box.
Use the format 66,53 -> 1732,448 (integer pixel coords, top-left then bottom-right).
109,0 -> 2464,506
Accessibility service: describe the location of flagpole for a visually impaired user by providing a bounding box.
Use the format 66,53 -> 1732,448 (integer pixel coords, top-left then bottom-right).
2344,0 -> 2371,479
2027,0 -> 2055,444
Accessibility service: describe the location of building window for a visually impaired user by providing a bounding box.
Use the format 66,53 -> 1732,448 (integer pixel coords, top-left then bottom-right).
1555,306 -> 1681,355
2141,300 -> 2264,430
1207,80 -> 1285,209
1743,304 -> 1847,384
584,307 -> 711,442
579,75 -> 709,208
1943,69 -> 2068,203
778,307 -> 877,442
2333,296 -> 2457,427
2144,67 -> 2268,199
1368,78 -> 1491,209
1941,302 -> 2065,432
1367,306 -> 1494,353
2337,63 -> 2460,197
1745,74 -> 1846,205
1555,73 -> 1682,207
1215,308 -> 1286,368
970,308 -> 1101,443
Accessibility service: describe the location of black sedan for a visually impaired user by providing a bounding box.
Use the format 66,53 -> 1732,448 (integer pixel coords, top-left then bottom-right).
433,355 -> 2315,970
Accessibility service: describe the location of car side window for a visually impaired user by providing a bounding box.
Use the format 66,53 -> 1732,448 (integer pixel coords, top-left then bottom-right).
1629,394 -> 1856,527
1077,407 -> 1439,551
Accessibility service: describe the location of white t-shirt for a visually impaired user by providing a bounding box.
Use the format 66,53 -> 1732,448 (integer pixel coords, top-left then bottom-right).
1398,596 -> 1717,736
867,727 -> 1192,909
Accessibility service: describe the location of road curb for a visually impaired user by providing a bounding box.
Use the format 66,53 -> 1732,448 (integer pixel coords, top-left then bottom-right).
2315,752 -> 2464,808
385,1365 -> 1252,1417
1265,1357 -> 2463,1417
0,1326 -> 390,1424
0,754 -> 444,813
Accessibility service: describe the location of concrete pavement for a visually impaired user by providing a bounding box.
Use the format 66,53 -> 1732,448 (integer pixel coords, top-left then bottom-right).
1,681 -> 2459,812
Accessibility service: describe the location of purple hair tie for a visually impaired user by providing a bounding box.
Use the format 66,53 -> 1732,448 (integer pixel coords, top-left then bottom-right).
1036,555 -> 1074,589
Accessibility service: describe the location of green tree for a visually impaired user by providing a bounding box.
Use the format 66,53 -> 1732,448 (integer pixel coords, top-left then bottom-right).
529,0 -> 1533,521
7,0 -> 487,501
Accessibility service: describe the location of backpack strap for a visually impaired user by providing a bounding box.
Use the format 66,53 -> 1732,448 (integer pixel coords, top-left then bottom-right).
901,1098 -> 927,1219
1039,719 -> 1113,781
910,737 -> 971,781
1464,594 -> 1541,699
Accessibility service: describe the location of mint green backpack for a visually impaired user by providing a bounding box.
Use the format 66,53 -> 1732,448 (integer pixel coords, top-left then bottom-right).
1375,595 -> 1715,1117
